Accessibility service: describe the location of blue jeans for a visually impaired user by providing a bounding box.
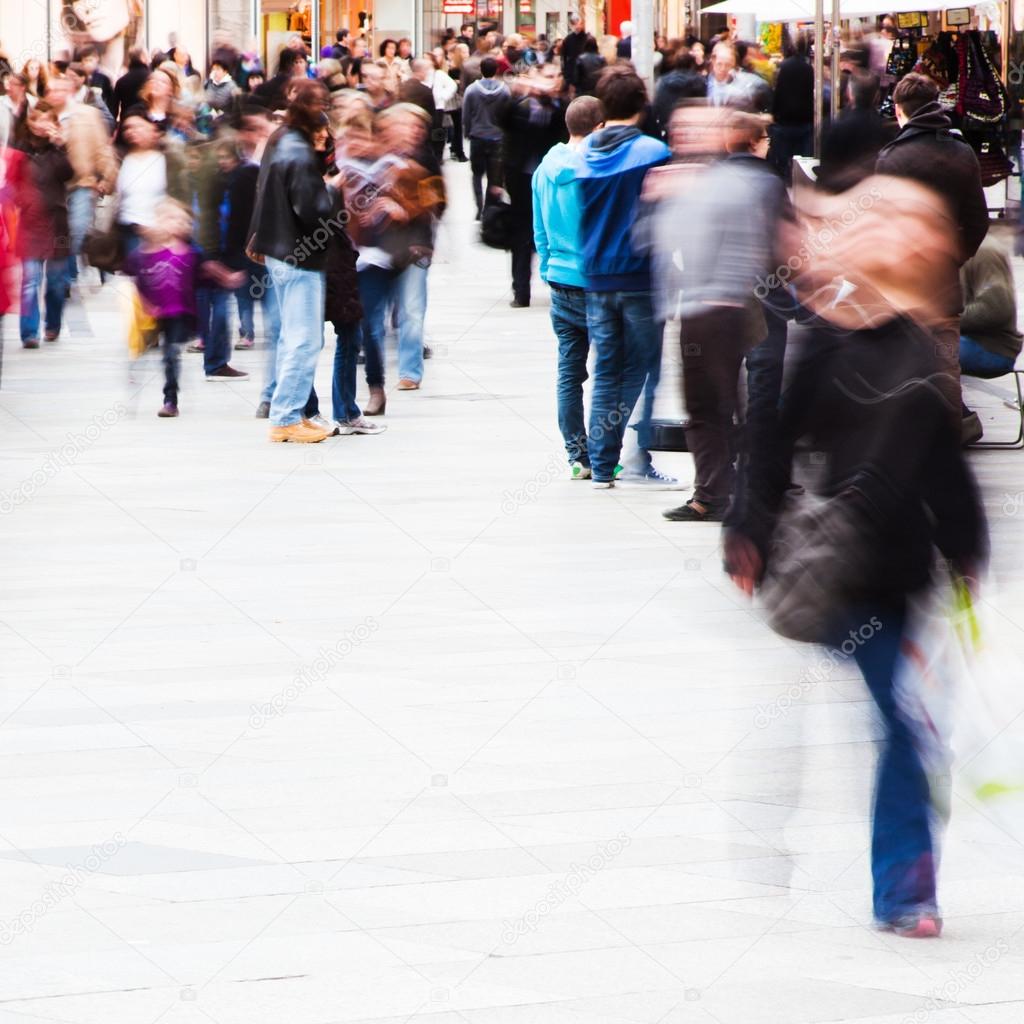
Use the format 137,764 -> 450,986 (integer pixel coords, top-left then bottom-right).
550,284 -> 590,465
254,271 -> 283,404
20,258 -> 69,341
67,187 -> 96,282
959,334 -> 1016,379
331,321 -> 363,422
834,601 -> 938,923
266,257 -> 325,427
197,285 -> 231,375
585,289 -> 663,482
396,261 -> 427,384
358,265 -> 398,389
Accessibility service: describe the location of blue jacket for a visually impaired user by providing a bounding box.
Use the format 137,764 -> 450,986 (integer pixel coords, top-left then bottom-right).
576,126 -> 670,292
532,142 -> 586,289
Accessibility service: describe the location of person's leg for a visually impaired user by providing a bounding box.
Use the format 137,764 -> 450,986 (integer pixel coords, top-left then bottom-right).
485,139 -> 504,193
396,261 -> 427,384
331,321 -> 362,422
358,266 -> 390,389
745,302 -> 787,436
450,109 -> 466,159
508,172 -> 533,305
586,291 -> 627,482
203,287 -> 231,375
550,286 -> 590,466
267,259 -> 325,427
959,334 -> 1017,379
19,259 -> 43,342
681,308 -> 747,509
160,317 -> 187,406
845,601 -> 938,924
43,258 -> 69,338
67,187 -> 96,284
304,386 -> 319,418
469,139 -> 485,216
622,292 -> 665,472
930,315 -> 962,422
235,280 -> 255,343
259,271 -> 282,405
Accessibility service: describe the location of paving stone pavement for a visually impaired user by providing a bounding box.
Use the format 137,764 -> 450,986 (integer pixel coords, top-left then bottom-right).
1,163 -> 1024,1024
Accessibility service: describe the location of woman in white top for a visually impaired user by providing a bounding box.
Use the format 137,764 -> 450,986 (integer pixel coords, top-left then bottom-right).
115,112 -> 170,253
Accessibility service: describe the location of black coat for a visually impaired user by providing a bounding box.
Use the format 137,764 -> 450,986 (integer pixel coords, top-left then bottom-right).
876,102 -> 988,270
727,317 -> 988,603
818,107 -> 897,193
249,127 -> 335,272
500,93 -> 567,177
560,30 -> 588,89
324,195 -> 363,325
653,70 -> 707,134
113,63 -> 150,122
89,69 -> 115,114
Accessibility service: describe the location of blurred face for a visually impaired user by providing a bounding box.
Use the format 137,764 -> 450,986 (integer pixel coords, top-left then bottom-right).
292,56 -> 308,77
692,42 -> 705,65
45,77 -> 71,109
312,125 -> 329,150
4,77 -> 25,103
28,109 -> 59,140
362,64 -> 384,93
210,64 -> 227,83
82,54 -> 98,74
66,69 -> 85,92
398,40 -> 412,58
248,73 -> 264,90
26,60 -> 41,79
216,147 -> 238,172
150,71 -> 173,101
383,41 -> 396,58
122,114 -> 157,149
70,0 -> 131,42
384,110 -> 424,152
712,46 -> 735,82
174,49 -> 189,68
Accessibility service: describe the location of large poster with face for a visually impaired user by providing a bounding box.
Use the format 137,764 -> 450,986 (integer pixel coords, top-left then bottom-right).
52,0 -> 145,77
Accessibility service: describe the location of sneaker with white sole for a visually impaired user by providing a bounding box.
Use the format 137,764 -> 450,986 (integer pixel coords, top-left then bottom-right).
617,465 -> 683,489
305,414 -> 337,435
336,416 -> 386,435
591,480 -> 614,489
571,462 -> 592,480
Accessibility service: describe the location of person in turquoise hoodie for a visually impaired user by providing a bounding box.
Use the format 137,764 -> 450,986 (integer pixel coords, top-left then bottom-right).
533,95 -> 605,479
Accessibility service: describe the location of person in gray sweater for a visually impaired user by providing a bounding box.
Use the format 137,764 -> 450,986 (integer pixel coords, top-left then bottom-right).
461,57 -> 509,217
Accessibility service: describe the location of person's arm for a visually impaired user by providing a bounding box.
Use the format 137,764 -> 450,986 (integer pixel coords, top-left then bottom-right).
531,167 -> 550,279
462,87 -> 476,138
286,149 -> 333,229
959,151 -> 989,262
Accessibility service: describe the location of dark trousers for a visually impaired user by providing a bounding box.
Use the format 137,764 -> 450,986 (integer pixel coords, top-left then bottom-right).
331,321 -> 362,422
469,138 -> 502,216
768,123 -> 813,184
506,171 -> 534,305
448,110 -> 466,160
197,285 -> 230,375
745,302 -> 788,438
681,307 -> 749,508
158,316 -> 191,404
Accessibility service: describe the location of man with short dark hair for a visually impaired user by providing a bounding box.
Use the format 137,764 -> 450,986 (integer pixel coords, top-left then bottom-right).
575,65 -> 675,488
877,71 -> 989,441
534,95 -> 604,478
818,69 -> 895,192
78,47 -> 114,114
560,13 -> 587,95
462,56 -> 509,218
331,29 -> 350,60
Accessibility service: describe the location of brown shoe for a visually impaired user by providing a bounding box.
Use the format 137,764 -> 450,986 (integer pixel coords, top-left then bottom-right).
44,329 -> 60,342
269,422 -> 329,443
364,385 -> 386,416
396,378 -> 420,391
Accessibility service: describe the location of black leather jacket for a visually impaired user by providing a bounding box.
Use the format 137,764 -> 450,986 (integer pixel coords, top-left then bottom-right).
249,127 -> 335,272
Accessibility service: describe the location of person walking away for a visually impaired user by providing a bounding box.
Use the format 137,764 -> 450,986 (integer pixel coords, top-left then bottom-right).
80,47 -> 115,115
14,101 -> 72,348
876,73 -> 989,444
462,57 -> 509,219
560,14 -> 588,97
818,70 -> 896,193
768,33 -> 815,182
124,198 -> 245,417
446,44 -> 469,161
575,65 -> 676,488
724,175 -> 988,938
652,47 -> 706,136
113,48 -> 151,124
249,79 -> 336,443
400,58 -> 445,162
533,94 -> 605,479
45,75 -> 117,292
616,21 -> 633,60
574,36 -> 606,98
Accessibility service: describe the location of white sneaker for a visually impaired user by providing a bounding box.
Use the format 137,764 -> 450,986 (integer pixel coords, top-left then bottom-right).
617,465 -> 684,490
336,416 -> 386,435
591,480 -> 614,489
305,414 -> 338,435
571,462 -> 592,480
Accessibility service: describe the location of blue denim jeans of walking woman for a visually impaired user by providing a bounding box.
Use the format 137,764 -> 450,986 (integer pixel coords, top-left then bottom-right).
331,321 -> 363,422
396,259 -> 428,384
358,264 -> 399,389
832,600 -> 940,924
197,285 -> 231,375
960,334 -> 1017,379
20,258 -> 69,342
585,289 -> 663,482
550,284 -> 590,466
266,257 -> 325,427
67,187 -> 97,282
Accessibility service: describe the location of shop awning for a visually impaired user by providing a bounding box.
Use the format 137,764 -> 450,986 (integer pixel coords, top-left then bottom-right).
701,0 -> 993,16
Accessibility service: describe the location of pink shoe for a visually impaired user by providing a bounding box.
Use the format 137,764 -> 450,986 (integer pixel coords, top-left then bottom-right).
235,336 -> 255,350
881,913 -> 943,938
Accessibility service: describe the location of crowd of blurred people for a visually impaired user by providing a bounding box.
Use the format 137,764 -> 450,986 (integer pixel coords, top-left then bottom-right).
1,7 -> 1022,946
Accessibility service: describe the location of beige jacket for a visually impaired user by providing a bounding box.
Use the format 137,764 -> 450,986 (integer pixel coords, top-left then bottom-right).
62,103 -> 118,191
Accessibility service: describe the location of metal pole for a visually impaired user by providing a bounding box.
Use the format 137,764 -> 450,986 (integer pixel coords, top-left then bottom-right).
813,0 -> 824,157
830,0 -> 840,120
311,0 -> 320,60
632,0 -> 654,97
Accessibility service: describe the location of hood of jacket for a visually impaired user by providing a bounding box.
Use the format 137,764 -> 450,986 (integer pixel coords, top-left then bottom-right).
475,77 -> 506,95
540,139 -> 580,185
897,100 -> 953,137
587,124 -> 642,157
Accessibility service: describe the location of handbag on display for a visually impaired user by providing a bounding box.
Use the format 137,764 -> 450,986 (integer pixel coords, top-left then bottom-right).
958,31 -> 1007,124
975,139 -> 1014,186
